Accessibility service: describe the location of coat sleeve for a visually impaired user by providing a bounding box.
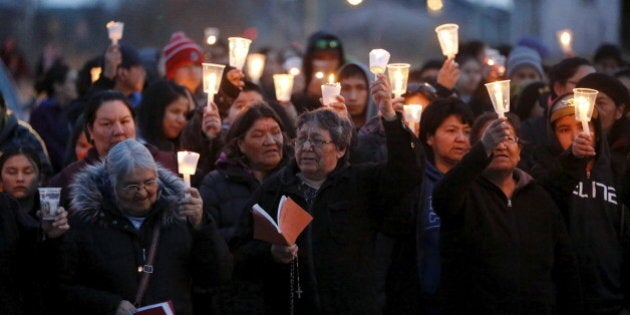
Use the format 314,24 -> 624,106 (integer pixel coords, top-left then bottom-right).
199,172 -> 230,241
432,142 -> 490,222
189,213 -> 233,289
369,114 -> 424,207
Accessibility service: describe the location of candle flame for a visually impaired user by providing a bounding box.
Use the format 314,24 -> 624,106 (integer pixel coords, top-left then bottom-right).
328,73 -> 335,84
560,32 -> 572,45
315,71 -> 324,79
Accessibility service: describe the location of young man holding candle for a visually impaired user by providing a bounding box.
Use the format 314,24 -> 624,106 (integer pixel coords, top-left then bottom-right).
529,93 -> 630,315
338,62 -> 377,129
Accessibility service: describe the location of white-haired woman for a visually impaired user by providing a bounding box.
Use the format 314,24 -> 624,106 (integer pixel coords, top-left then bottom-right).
59,139 -> 231,315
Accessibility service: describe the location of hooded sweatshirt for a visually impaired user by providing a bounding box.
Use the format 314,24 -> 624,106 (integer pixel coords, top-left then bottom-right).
530,101 -> 630,314
337,61 -> 378,128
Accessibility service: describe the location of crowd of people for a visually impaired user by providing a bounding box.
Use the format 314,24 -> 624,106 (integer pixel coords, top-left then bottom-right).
1,26 -> 630,315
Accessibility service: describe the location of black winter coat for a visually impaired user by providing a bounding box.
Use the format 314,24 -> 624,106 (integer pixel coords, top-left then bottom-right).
59,163 -> 232,315
433,143 -> 582,315
233,115 -> 423,314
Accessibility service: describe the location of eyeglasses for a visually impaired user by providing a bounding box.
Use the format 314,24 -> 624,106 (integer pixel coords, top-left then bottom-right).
294,137 -> 334,148
503,135 -> 519,144
120,179 -> 158,194
314,39 -> 340,50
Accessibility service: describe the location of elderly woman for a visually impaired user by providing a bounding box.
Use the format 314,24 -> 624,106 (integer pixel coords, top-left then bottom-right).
198,102 -> 291,313
59,139 -> 231,315
433,113 -> 582,314
48,90 -> 177,208
200,102 -> 291,243
233,74 -> 423,314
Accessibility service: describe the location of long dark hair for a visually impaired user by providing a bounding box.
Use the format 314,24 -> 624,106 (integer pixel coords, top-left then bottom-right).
137,80 -> 191,150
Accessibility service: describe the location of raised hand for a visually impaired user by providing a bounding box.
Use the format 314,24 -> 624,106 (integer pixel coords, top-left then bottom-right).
202,102 -> 222,140
179,187 -> 204,229
571,132 -> 596,158
370,73 -> 396,121
437,57 -> 459,90
480,118 -> 513,154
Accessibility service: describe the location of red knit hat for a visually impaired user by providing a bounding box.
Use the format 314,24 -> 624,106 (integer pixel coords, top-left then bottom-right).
162,32 -> 203,79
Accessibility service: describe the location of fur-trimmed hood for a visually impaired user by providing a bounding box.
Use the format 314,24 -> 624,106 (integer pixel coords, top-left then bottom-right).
69,162 -> 187,226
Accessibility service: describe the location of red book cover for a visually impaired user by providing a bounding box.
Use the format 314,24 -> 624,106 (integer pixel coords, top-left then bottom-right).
135,300 -> 175,315
252,196 -> 313,245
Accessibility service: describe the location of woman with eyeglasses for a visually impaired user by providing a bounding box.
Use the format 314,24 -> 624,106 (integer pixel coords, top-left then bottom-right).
231,74 -> 422,314
59,139 -> 231,315
136,80 -> 195,153
432,112 -> 582,314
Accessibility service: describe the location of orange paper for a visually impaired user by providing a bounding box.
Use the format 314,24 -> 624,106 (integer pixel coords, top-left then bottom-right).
252,196 -> 313,245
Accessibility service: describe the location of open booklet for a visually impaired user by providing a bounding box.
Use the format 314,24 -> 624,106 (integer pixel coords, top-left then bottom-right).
135,300 -> 175,315
252,195 -> 313,245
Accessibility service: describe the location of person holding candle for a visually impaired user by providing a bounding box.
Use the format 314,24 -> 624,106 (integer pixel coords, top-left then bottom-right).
379,97 -> 474,314
528,93 -> 630,315
136,80 -> 195,153
519,57 -> 595,170
48,90 -> 177,210
231,73 -> 422,314
292,30 -> 346,114
433,112 -> 582,314
337,62 -> 377,129
91,44 -> 146,108
59,139 -> 231,315
0,145 -> 70,315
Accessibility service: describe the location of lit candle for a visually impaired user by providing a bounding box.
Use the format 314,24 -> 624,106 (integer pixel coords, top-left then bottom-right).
321,82 -> 341,106
387,63 -> 410,99
485,80 -> 511,118
205,27 -> 219,45
557,29 -> 573,55
106,21 -> 124,45
90,67 -> 102,83
273,74 -> 295,102
369,49 -> 391,80
246,53 -> 266,84
328,73 -> 336,84
435,23 -> 459,58
202,63 -> 226,107
403,104 -> 423,136
228,37 -> 252,71
177,151 -> 201,187
572,88 -> 598,134
315,71 -> 324,79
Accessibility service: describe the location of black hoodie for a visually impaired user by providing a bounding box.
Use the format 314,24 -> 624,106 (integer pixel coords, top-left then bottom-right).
530,101 -> 630,314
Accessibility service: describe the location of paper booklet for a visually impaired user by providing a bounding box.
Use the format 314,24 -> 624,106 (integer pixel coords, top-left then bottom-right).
135,300 -> 175,315
252,195 -> 313,245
